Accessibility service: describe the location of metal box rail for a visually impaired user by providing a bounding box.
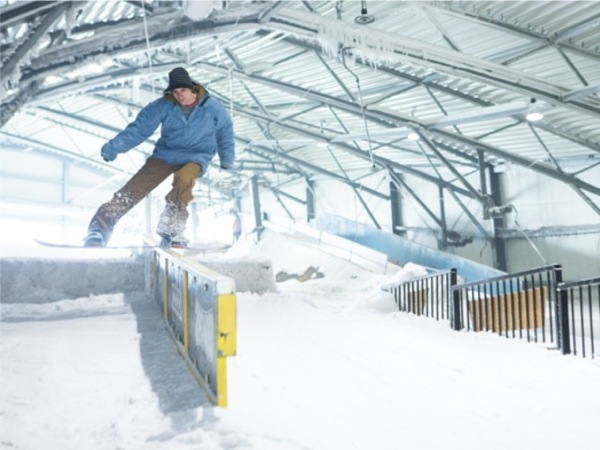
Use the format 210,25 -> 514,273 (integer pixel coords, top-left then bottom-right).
145,248 -> 237,407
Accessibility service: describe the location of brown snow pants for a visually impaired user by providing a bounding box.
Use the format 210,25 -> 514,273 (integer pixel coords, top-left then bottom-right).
88,158 -> 201,243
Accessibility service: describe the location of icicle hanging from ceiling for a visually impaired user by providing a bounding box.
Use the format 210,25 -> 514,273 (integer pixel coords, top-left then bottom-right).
316,15 -> 396,67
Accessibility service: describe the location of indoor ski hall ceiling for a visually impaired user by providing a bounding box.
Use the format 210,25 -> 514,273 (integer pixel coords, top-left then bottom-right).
1,1 -> 600,221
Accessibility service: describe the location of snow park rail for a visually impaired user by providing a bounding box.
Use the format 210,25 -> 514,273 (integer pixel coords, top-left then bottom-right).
145,248 -> 237,407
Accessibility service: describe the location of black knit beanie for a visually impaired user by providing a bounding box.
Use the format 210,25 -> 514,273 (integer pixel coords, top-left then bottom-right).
166,67 -> 195,91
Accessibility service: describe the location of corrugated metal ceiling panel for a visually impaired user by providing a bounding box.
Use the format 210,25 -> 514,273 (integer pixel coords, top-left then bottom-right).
1,0 -> 599,209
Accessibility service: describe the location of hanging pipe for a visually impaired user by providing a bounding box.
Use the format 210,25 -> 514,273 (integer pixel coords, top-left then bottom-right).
341,48 -> 376,170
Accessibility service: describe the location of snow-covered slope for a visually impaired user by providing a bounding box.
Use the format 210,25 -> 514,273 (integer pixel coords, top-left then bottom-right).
1,231 -> 600,450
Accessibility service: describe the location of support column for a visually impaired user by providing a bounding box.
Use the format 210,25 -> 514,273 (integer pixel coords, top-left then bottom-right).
306,178 -> 315,222
190,202 -> 200,241
489,169 -> 508,271
144,197 -> 153,238
389,180 -> 404,236
438,186 -> 448,251
250,174 -> 264,239
479,149 -> 507,270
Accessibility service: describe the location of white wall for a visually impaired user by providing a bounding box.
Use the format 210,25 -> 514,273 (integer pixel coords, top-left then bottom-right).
498,166 -> 600,279
314,170 -> 392,232
0,146 -> 143,245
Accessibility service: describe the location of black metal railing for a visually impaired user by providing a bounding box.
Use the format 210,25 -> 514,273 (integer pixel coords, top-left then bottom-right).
556,277 -> 600,359
382,269 -> 457,321
383,263 -> 600,359
451,264 -> 563,348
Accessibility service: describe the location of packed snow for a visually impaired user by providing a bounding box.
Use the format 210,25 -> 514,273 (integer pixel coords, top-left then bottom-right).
1,230 -> 600,450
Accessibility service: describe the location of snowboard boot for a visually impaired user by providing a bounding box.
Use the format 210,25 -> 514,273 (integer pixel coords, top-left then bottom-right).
83,229 -> 106,247
159,234 -> 189,249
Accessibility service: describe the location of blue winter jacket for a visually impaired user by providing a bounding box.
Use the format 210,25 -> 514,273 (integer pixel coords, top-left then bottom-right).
101,86 -> 234,171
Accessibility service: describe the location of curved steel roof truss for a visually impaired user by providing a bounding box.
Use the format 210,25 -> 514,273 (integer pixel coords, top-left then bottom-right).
1,0 -> 599,222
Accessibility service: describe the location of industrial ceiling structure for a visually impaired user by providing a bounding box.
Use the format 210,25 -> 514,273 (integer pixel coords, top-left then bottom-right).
2,1 -> 600,226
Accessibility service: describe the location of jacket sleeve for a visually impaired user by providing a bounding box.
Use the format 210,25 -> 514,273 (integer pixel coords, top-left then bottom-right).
214,102 -> 235,168
103,99 -> 163,156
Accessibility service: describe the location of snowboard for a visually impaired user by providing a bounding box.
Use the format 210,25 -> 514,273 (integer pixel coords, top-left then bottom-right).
163,241 -> 231,254
34,239 -> 156,249
34,239 -> 231,253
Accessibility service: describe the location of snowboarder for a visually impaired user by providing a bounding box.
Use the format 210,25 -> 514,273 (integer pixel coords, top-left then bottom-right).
232,214 -> 242,243
83,67 -> 235,248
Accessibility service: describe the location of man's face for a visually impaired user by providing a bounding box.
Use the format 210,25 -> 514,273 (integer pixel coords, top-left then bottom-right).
172,88 -> 196,106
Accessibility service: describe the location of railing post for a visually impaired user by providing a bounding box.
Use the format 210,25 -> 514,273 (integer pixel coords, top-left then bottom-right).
450,269 -> 462,331
555,266 -> 571,355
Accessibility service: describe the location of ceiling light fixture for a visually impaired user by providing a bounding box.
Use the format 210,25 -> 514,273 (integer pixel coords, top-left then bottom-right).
526,111 -> 544,122
354,1 -> 375,24
526,98 -> 545,122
